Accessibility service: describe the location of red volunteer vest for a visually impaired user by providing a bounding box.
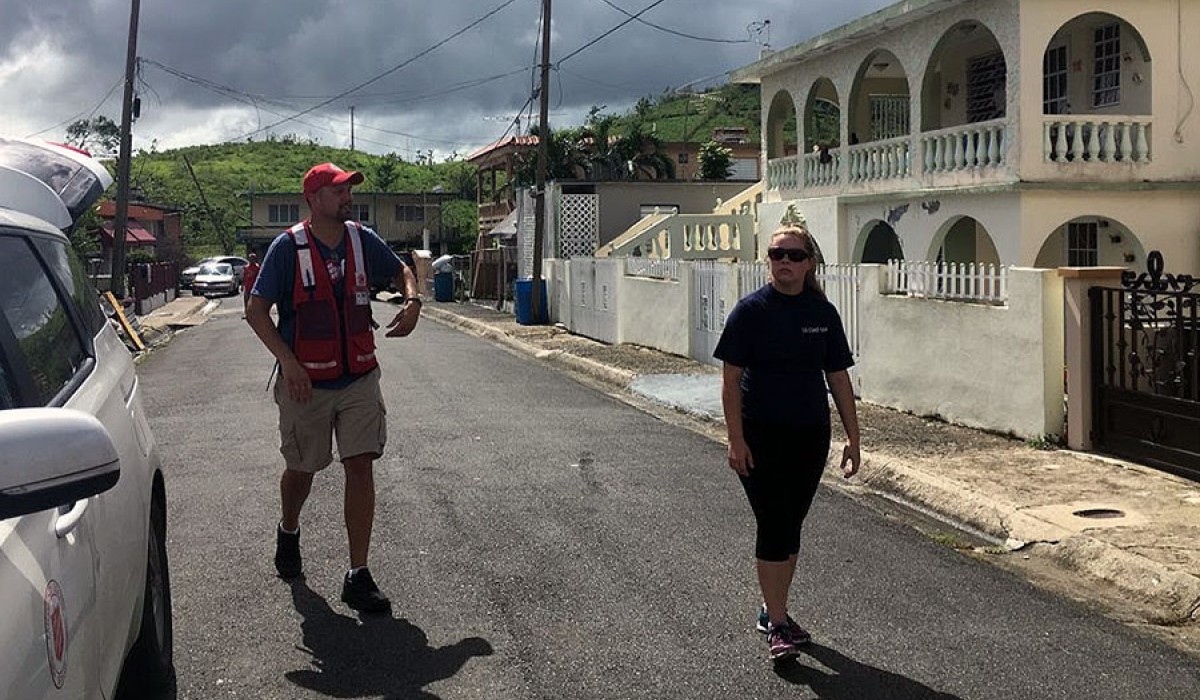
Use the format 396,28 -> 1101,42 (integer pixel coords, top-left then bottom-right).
287,221 -> 377,381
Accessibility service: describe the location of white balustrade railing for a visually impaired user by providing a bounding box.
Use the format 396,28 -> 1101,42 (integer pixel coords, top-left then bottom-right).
624,257 -> 679,280
885,259 -> 1009,305
1043,117 -> 1151,163
767,154 -> 801,190
803,149 -> 841,187
847,136 -> 911,183
920,119 -> 1006,174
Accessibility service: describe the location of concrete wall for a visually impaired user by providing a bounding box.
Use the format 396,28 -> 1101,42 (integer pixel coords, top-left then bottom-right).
618,274 -> 690,356
857,265 -> 1065,438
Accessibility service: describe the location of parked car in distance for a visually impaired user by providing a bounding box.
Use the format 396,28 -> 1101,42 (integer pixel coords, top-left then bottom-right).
191,261 -> 238,297
181,255 -> 248,292
0,139 -> 175,699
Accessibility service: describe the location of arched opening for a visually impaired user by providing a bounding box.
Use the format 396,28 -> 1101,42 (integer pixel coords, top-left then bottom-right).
848,50 -> 911,145
804,78 -> 841,152
1043,13 -> 1152,117
856,220 -> 903,263
766,89 -> 799,160
921,21 -> 1007,131
931,216 -> 1000,265
1033,216 -> 1144,268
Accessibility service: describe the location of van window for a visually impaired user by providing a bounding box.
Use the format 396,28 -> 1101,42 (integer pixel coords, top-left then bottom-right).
0,234 -> 88,405
33,236 -> 103,336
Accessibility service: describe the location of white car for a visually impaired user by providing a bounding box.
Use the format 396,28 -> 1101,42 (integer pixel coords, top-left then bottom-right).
0,138 -> 174,699
191,261 -> 238,297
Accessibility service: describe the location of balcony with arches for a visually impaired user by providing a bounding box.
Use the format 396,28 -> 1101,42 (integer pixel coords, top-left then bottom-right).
738,2 -> 1178,199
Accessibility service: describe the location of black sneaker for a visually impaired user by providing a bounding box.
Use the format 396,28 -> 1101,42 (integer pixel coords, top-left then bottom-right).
274,524 -> 302,579
341,568 -> 391,613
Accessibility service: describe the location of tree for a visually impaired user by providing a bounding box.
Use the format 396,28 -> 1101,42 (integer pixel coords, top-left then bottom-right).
698,140 -> 734,180
65,115 -> 120,155
373,153 -> 403,192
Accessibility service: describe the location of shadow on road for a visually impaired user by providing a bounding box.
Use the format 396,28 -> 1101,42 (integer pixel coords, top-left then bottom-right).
774,643 -> 963,699
285,579 -> 493,699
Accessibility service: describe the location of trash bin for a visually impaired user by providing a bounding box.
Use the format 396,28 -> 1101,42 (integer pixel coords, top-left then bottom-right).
434,271 -> 454,302
514,278 -> 548,325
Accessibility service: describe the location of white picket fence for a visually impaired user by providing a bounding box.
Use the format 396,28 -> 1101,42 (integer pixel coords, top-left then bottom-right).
884,259 -> 1009,304
624,257 -> 679,280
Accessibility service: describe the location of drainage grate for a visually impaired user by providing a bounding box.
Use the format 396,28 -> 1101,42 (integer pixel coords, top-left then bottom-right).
1072,508 -> 1125,519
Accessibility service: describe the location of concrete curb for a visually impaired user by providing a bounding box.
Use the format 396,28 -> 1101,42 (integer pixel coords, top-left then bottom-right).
423,306 -> 636,388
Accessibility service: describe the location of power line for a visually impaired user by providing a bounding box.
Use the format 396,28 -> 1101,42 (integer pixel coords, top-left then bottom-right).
593,0 -> 750,43
24,74 -> 124,139
556,0 -> 674,66
233,0 -> 527,141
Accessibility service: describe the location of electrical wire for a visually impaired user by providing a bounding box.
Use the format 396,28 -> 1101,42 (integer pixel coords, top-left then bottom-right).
233,0 -> 527,141
556,0 -> 674,67
24,74 -> 124,139
593,0 -> 750,43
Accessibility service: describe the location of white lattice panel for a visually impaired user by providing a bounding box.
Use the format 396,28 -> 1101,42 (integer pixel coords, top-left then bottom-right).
558,194 -> 598,259
516,189 -> 537,278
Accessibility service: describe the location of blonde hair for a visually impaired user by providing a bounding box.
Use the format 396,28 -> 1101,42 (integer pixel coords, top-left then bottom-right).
769,224 -> 825,298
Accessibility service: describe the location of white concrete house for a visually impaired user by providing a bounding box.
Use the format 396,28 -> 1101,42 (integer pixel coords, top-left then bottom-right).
732,0 -> 1200,275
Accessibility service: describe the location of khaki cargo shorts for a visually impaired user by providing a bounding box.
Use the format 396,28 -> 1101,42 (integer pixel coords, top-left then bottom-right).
273,367 -> 387,473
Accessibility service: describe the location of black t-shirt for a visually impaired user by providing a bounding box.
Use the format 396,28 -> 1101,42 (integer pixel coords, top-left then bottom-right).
713,284 -> 854,427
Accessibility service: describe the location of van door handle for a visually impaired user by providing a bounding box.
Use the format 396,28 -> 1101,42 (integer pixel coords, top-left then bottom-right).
55,500 -> 89,538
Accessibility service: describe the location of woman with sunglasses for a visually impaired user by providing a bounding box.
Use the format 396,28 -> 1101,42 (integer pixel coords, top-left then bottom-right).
713,224 -> 861,661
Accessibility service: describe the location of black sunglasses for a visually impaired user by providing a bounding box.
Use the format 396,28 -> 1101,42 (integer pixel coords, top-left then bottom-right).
767,247 -> 811,263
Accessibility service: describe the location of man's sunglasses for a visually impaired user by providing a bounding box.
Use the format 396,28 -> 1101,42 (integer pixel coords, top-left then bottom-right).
767,247 -> 811,263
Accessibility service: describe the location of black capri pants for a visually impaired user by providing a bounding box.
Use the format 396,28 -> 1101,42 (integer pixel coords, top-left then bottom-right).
738,420 -> 832,562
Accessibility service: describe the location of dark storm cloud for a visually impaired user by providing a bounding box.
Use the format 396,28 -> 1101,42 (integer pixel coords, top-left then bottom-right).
1,0 -> 891,154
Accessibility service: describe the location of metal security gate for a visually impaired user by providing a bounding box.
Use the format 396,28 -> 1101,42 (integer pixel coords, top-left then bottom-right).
1090,252 -> 1200,481
568,258 -> 619,344
691,261 -> 732,366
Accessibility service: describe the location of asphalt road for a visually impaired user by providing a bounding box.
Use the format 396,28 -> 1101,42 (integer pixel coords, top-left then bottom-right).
137,298 -> 1200,700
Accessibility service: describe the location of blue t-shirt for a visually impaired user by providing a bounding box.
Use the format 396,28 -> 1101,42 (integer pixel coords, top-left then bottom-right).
252,223 -> 402,389
713,284 -> 854,427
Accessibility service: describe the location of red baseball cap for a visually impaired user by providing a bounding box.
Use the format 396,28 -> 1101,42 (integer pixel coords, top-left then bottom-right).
302,162 -> 364,196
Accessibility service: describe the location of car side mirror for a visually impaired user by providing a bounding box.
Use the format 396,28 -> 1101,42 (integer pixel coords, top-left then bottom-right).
0,408 -> 121,520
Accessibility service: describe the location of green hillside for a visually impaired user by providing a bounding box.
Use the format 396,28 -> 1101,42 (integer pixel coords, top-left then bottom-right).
608,83 -> 762,142
124,138 -> 478,259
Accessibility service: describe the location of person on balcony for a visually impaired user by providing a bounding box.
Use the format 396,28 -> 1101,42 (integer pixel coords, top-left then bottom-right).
714,223 -> 861,661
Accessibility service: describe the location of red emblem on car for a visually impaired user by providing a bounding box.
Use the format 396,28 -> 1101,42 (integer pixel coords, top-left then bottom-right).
43,580 -> 68,689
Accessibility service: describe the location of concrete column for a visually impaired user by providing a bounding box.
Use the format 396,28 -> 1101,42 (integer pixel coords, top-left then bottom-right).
1059,267 -> 1125,450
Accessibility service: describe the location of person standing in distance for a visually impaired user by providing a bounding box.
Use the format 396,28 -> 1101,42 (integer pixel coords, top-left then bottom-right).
713,223 -> 861,660
245,162 -> 422,613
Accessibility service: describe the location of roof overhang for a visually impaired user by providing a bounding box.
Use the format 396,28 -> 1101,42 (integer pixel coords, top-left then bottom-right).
730,0 -> 970,84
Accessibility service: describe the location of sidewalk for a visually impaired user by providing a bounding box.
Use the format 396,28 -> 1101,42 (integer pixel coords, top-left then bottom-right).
419,299 -> 1200,640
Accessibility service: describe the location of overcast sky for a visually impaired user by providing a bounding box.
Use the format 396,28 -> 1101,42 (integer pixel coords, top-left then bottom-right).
0,0 -> 892,160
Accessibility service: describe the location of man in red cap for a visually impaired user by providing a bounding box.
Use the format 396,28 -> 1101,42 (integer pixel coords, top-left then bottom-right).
245,162 -> 422,614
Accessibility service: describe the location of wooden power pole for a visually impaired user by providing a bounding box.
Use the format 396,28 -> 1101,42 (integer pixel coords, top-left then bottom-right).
530,0 -> 551,323
111,0 -> 141,299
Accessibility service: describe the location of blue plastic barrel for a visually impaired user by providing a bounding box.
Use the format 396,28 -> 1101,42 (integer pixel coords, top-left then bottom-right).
514,278 -> 548,325
434,271 -> 454,302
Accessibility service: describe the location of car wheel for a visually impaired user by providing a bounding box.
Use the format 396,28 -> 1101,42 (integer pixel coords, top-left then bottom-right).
115,493 -> 175,699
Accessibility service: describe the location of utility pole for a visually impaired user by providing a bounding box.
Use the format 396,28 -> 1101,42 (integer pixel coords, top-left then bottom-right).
530,0 -> 551,323
111,0 -> 141,299
350,106 -> 356,151
182,154 -> 231,254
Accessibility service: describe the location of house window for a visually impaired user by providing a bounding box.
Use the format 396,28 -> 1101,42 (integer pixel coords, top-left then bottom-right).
1067,221 -> 1099,266
395,204 -> 425,222
348,204 -> 370,222
966,51 -> 1006,122
1043,43 -> 1069,114
678,152 -> 689,164
868,95 -> 910,140
1093,23 -> 1121,107
268,204 -> 300,224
